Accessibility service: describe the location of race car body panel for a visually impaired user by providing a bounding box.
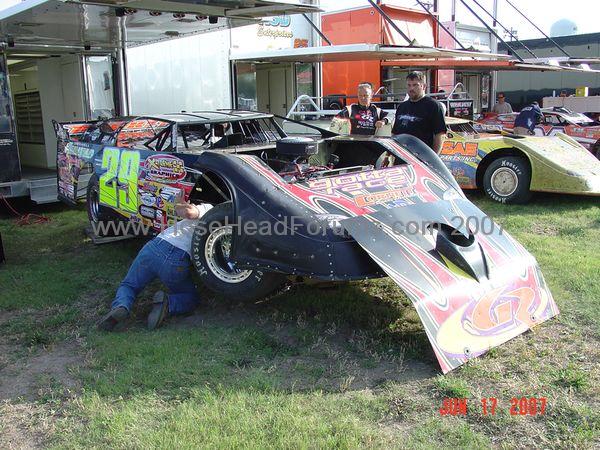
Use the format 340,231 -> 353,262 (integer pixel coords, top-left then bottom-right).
341,199 -> 558,373
443,119 -> 600,196
216,137 -> 559,373
513,134 -> 600,195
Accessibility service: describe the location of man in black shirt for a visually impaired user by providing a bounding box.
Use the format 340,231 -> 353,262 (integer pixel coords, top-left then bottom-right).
391,72 -> 446,153
333,82 -> 389,135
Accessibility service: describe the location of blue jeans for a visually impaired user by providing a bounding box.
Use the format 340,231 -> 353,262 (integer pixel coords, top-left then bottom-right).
112,238 -> 199,315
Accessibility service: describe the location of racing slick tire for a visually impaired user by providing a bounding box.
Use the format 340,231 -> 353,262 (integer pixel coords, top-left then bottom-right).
86,174 -> 125,237
191,202 -> 286,302
483,156 -> 532,204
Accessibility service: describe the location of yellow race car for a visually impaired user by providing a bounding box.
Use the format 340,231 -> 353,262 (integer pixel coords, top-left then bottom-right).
441,117 -> 600,203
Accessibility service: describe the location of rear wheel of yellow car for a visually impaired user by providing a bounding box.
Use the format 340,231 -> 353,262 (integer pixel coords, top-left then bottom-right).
483,156 -> 532,204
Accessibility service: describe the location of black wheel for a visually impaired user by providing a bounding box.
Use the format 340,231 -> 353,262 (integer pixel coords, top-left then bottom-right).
191,202 -> 286,302
86,174 -> 123,236
483,156 -> 532,204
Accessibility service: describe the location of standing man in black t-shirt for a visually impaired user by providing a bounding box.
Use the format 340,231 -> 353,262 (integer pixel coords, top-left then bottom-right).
333,82 -> 389,135
391,72 -> 446,153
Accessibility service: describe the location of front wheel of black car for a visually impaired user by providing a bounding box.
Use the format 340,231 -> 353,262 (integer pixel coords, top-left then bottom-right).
483,156 -> 532,204
191,202 -> 285,302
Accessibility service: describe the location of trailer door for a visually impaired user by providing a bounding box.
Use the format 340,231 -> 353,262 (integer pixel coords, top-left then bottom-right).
0,53 -> 20,183
84,55 -> 116,120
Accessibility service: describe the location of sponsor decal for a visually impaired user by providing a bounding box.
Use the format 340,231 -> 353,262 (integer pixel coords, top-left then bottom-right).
441,141 -> 479,157
65,143 -> 95,159
140,181 -> 160,195
144,155 -> 186,183
436,284 -> 551,356
308,166 -> 412,196
139,192 -> 163,208
139,205 -> 157,219
355,188 -> 416,207
159,186 -> 183,203
294,38 -> 308,48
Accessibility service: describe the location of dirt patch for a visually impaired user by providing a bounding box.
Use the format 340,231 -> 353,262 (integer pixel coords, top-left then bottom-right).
0,402 -> 55,450
170,305 -> 436,392
530,223 -> 559,236
0,342 -> 84,402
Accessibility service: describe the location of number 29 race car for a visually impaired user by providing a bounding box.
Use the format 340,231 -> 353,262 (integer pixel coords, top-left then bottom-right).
55,111 -> 558,373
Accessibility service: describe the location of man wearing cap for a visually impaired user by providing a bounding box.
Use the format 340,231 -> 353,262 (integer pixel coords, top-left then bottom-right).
513,101 -> 543,136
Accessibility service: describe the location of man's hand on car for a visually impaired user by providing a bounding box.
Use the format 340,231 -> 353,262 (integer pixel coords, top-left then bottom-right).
175,202 -> 201,220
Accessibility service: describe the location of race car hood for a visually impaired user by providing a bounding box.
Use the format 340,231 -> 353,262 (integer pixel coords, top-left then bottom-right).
509,134 -> 599,175
339,198 -> 558,373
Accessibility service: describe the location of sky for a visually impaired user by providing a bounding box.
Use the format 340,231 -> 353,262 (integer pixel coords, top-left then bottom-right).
319,0 -> 598,40
1,0 -> 597,40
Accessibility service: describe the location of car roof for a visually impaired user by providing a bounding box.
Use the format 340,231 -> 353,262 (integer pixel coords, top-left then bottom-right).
541,107 -> 578,116
445,116 -> 471,125
143,110 -> 274,125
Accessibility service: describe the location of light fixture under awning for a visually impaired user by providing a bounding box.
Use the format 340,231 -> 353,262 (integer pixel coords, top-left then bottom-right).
69,0 -> 320,18
0,0 -> 320,51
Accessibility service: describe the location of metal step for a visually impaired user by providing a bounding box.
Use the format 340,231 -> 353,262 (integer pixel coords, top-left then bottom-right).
0,180 -> 28,198
28,177 -> 58,204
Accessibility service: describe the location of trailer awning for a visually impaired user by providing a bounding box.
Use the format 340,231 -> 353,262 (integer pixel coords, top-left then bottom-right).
0,0 -> 319,51
231,44 -> 600,73
378,59 -> 566,71
230,43 -> 512,63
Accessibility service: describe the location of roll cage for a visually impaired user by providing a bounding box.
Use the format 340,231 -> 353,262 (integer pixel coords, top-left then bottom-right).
55,113 -> 286,153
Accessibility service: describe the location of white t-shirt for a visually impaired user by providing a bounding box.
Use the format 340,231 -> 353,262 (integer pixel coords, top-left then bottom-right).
492,102 -> 513,114
157,204 -> 213,256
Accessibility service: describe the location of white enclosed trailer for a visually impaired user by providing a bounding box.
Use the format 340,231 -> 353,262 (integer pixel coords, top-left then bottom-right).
0,0 -> 318,203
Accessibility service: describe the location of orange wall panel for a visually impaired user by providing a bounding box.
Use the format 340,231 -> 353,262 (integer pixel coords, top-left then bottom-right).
323,60 -> 381,97
321,5 -> 438,96
322,8 -> 381,45
322,7 -> 382,97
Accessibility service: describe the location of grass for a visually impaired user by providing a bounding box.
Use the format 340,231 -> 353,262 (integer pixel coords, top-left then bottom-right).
0,192 -> 599,449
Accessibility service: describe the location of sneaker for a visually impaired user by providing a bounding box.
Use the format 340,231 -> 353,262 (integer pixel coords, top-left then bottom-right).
97,306 -> 129,331
147,291 -> 169,331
